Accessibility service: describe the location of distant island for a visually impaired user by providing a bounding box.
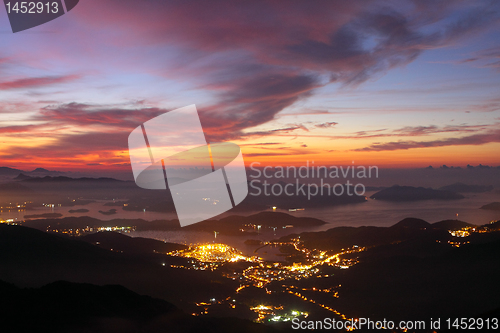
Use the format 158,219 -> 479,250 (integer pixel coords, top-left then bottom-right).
20,211 -> 327,236
98,209 -> 118,216
184,212 -> 327,235
68,209 -> 90,213
244,239 -> 264,245
24,213 -> 63,219
480,202 -> 500,211
431,219 -> 475,230
371,185 -> 464,201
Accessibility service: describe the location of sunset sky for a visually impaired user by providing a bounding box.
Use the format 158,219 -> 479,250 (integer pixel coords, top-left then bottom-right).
1,0 -> 499,174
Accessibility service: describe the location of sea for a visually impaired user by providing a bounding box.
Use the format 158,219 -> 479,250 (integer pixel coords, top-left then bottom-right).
3,191 -> 499,260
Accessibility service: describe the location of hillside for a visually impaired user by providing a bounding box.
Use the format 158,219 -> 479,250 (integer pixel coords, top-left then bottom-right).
431,219 -> 475,230
0,280 -> 278,333
390,217 -> 430,229
274,219 -> 500,321
278,218 -> 450,253
335,239 -> 500,320
185,211 -> 326,235
0,166 -> 25,176
0,224 -> 236,309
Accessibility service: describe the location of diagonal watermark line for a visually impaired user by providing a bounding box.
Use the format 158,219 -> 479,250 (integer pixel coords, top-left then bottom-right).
141,124 -> 154,164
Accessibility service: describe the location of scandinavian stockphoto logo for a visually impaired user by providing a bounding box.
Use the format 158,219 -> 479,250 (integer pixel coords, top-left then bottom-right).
3,0 -> 79,33
128,105 -> 248,227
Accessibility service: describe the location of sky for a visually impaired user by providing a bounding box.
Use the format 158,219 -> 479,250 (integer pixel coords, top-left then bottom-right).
0,0 -> 499,175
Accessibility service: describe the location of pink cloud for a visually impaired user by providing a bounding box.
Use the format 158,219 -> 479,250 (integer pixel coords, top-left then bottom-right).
34,103 -> 170,129
1,0 -> 499,169
57,0 -> 500,138
0,75 -> 81,90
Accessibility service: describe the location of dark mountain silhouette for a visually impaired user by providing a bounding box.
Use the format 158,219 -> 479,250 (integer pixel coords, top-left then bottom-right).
335,238 -> 500,321
80,231 -> 187,254
0,280 -> 178,332
31,167 -> 52,172
0,224 -> 237,309
278,216 -> 484,254
481,220 -> 500,231
0,280 -> 17,294
269,217 -> 500,322
371,185 -> 464,201
29,168 -> 65,176
389,217 -> 430,229
273,216 -> 500,321
22,216 -> 181,232
0,166 -> 24,176
13,173 -> 32,180
355,236 -> 452,260
439,182 -> 494,193
184,211 -> 326,235
0,280 -> 278,333
431,219 -> 474,230
480,202 -> 500,211
22,212 -> 326,235
278,217 -> 450,253
99,208 -> 118,215
0,167 -> 66,178
68,208 -> 89,213
2,216 -> 500,330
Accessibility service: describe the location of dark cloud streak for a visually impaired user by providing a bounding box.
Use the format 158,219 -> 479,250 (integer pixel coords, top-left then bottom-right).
353,129 -> 500,152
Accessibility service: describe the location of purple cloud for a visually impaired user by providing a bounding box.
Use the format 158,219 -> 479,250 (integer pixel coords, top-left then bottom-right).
353,129 -> 500,152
